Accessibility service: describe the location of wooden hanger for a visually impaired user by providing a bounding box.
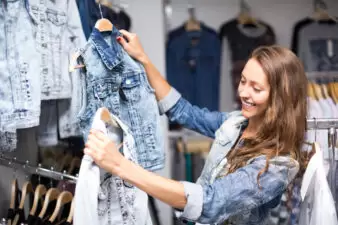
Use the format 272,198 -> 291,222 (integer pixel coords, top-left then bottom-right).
333,81 -> 338,101
328,82 -> 338,103
9,179 -> 18,210
7,178 -> 19,225
29,184 -> 47,216
237,0 -> 261,27
95,2 -> 113,32
101,107 -> 120,128
66,199 -> 75,223
307,82 -> 316,100
320,83 -> 329,99
12,181 -> 34,225
38,188 -> 60,219
67,157 -> 81,175
312,82 -> 323,100
185,6 -> 201,31
96,0 -> 113,8
69,3 -> 113,73
48,191 -> 73,223
311,0 -> 338,22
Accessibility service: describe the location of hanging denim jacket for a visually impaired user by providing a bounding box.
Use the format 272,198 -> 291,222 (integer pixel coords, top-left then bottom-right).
74,108 -> 142,225
76,27 -> 165,171
0,0 -> 41,133
28,0 -> 86,100
158,88 -> 300,225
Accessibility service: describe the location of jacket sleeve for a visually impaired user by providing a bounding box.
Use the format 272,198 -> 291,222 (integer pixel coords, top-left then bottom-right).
158,88 -> 228,138
175,156 -> 299,224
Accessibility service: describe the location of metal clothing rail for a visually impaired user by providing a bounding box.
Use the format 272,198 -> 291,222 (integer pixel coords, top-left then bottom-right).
0,154 -> 78,183
307,118 -> 338,130
306,71 -> 338,80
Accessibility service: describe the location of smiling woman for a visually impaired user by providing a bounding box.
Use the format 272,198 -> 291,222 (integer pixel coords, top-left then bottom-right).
84,30 -> 308,225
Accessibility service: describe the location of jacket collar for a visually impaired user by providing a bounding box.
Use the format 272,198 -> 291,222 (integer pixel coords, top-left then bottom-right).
90,27 -> 123,70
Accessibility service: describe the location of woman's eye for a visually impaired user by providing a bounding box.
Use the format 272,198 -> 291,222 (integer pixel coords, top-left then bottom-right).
253,88 -> 261,92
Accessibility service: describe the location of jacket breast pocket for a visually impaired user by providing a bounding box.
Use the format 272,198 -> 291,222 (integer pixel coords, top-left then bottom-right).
46,9 -> 66,27
120,75 -> 141,102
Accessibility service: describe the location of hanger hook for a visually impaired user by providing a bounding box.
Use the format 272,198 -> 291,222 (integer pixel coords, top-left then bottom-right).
99,3 -> 104,19
313,117 -> 318,142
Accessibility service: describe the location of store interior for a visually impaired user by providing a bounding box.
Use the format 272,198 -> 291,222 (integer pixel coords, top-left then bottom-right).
0,0 -> 338,225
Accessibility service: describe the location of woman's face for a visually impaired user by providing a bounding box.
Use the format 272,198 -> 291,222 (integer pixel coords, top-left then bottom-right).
238,58 -> 270,119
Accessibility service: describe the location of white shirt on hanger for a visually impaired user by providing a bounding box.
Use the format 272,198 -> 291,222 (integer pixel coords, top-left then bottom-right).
299,143 -> 338,225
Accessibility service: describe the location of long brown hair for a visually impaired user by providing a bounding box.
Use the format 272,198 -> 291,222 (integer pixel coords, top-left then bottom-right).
226,46 -> 308,184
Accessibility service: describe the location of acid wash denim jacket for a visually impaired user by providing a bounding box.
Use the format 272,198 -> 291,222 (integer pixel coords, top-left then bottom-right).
0,0 -> 41,130
76,27 -> 164,172
75,108 -> 143,225
28,0 -> 85,100
158,88 -> 300,225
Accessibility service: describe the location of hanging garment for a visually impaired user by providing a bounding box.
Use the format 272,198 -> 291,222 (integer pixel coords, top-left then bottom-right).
76,0 -> 131,40
28,0 -> 86,100
76,26 -> 164,172
166,23 -> 221,111
218,19 -> 276,109
299,143 -> 338,225
291,18 -> 313,54
74,108 -> 152,225
295,21 -> 338,72
0,0 -> 39,151
38,100 -> 58,147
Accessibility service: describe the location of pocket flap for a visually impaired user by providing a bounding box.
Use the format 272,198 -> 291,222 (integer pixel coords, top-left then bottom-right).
121,75 -> 140,89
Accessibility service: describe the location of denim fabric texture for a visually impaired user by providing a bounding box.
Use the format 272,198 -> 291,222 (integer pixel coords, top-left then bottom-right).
77,27 -> 164,171
0,0 -> 41,132
158,88 -> 300,225
166,24 -> 221,111
28,0 -> 86,100
74,108 -> 140,225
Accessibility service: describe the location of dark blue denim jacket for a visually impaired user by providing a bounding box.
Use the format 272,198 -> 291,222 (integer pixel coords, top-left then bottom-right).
166,24 -> 221,111
77,27 -> 164,172
158,88 -> 299,224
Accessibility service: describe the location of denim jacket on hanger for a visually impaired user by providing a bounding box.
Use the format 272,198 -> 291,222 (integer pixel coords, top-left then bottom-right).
75,108 -> 151,225
0,0 -> 41,131
28,0 -> 86,100
76,27 -> 165,171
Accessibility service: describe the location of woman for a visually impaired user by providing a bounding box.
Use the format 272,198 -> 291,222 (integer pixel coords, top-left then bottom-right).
84,30 -> 308,224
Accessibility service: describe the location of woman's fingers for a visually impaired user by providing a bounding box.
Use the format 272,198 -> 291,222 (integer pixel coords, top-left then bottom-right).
119,29 -> 133,41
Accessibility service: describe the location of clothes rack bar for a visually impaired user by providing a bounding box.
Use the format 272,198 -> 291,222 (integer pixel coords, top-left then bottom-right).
0,154 -> 78,183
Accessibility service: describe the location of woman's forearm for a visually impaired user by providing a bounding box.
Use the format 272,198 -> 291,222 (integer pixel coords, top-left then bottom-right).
141,58 -> 171,101
118,157 -> 187,209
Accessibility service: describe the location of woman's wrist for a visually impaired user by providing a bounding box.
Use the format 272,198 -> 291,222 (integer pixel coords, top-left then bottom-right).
139,54 -> 150,66
115,156 -> 132,180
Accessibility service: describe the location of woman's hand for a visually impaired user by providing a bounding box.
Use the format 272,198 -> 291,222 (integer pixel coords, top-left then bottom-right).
117,30 -> 150,65
84,129 -> 125,176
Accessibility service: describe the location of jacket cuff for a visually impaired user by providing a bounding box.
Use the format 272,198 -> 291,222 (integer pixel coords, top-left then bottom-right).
174,181 -> 203,221
157,88 -> 181,115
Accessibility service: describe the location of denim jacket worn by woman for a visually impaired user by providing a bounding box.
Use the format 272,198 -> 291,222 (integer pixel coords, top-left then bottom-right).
158,88 -> 299,225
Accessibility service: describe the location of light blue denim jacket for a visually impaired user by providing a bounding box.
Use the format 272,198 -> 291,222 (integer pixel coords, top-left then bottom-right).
76,27 -> 164,171
0,0 -> 41,131
158,88 -> 300,225
28,0 -> 85,100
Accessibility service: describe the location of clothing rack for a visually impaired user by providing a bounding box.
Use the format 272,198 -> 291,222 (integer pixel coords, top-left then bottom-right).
0,154 -> 78,183
306,71 -> 338,80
